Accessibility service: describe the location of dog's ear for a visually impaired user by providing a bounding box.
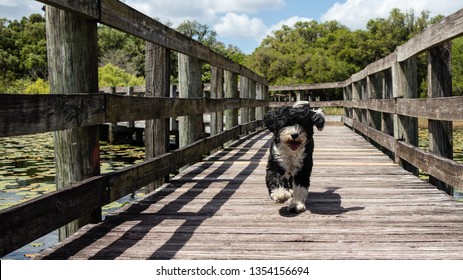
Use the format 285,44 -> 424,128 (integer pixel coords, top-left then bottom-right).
309,108 -> 325,131
264,108 -> 281,133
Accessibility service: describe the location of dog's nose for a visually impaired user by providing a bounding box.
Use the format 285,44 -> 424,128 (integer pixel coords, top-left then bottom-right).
291,133 -> 299,139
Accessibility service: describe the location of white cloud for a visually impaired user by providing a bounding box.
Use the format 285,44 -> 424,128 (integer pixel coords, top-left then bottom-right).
321,0 -> 463,30
125,0 -> 284,26
214,13 -> 267,38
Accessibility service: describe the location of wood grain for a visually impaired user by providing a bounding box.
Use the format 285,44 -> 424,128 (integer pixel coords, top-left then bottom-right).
36,125 -> 463,260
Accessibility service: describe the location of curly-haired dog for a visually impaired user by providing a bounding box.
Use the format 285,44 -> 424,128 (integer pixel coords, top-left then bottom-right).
264,101 -> 325,213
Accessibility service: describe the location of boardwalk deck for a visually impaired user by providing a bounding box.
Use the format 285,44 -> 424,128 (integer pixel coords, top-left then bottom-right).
38,124 -> 463,259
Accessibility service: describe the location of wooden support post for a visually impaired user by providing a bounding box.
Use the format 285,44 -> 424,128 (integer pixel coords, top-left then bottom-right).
367,74 -> 382,131
249,79 -> 257,122
178,53 -> 203,148
428,42 -> 453,194
381,69 -> 394,137
46,6 -> 100,241
256,83 -> 263,121
352,82 -> 362,122
343,86 -> 352,118
392,59 -> 419,175
240,76 -> 249,126
224,70 -> 239,130
145,42 -> 170,192
126,86 -> 135,128
210,66 -> 224,136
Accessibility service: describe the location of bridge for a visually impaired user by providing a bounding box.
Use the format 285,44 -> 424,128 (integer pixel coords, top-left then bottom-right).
1,0 -> 463,259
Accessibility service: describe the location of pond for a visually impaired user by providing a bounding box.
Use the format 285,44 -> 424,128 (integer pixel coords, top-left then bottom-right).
0,132 -> 147,259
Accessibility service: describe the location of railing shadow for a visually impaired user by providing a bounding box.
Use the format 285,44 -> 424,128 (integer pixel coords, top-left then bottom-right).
42,131 -> 270,259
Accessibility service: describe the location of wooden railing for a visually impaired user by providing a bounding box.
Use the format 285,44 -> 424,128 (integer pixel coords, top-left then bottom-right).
270,8 -> 463,195
0,0 -> 268,256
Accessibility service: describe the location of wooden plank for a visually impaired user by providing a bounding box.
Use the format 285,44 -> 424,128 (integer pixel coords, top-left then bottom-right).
269,81 -> 346,92
0,176 -> 108,257
397,8 -> 463,61
35,125 -> 463,260
397,141 -> 463,190
46,5 -> 102,240
396,97 -> 463,121
40,0 -> 99,19
0,94 -> 105,137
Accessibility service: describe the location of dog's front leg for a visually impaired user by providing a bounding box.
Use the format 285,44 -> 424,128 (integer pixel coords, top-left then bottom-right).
288,185 -> 308,213
266,169 -> 292,203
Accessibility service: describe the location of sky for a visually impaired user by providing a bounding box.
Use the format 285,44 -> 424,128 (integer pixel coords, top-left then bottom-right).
1,0 -> 463,54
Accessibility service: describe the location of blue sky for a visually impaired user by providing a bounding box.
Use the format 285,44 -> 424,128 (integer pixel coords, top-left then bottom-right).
1,0 -> 463,54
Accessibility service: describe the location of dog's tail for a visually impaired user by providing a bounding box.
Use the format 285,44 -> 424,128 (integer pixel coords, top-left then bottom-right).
293,101 -> 325,131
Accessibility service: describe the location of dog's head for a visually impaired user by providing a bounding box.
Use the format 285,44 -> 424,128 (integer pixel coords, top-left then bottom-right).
264,101 -> 325,151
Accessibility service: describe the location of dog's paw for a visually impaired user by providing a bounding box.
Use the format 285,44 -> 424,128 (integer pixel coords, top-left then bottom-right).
288,201 -> 306,213
270,187 -> 292,203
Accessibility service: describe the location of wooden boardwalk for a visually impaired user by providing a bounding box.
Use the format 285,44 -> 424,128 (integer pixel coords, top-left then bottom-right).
39,124 -> 463,259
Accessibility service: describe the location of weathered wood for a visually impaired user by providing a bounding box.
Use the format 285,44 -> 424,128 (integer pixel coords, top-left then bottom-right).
344,116 -> 463,191
0,121 -> 261,257
392,59 -> 418,174
396,7 -> 463,62
427,43 -> 454,194
46,5 -> 101,240
210,66 -> 224,136
144,42 -> 171,192
178,54 -> 203,148
0,176 -> 107,257
239,76 -> 250,125
224,70 -> 239,130
0,94 -> 105,137
37,0 -> 99,19
36,126 -> 463,260
0,93 -> 268,138
270,81 -> 346,92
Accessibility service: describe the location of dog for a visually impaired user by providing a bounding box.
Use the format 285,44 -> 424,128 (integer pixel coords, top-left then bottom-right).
263,101 -> 325,213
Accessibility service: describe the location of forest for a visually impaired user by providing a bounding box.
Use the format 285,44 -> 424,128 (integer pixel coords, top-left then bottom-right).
1,8 -> 463,96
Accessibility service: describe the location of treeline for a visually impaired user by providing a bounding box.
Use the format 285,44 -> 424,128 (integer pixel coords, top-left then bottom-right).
244,9 -> 463,96
1,9 -> 463,96
0,14 -> 245,94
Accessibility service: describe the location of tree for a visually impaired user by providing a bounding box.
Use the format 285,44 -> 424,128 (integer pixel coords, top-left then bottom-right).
98,25 -> 145,76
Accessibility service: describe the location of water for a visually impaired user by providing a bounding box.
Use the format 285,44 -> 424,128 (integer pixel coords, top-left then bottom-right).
0,132 -> 146,259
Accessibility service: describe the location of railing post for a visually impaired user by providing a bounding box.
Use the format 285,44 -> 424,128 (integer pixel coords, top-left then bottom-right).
428,42 -> 454,194
224,70 -> 239,130
46,6 -> 100,241
178,53 -> 203,148
392,59 -> 419,175
145,42 -> 170,192
210,66 -> 224,136
343,86 -> 352,118
249,79 -> 257,122
240,76 -> 250,126
382,69 -> 394,137
367,74 -> 381,131
352,82 -> 362,122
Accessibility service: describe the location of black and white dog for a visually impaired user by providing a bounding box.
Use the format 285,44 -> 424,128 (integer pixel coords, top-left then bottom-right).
264,101 -> 325,213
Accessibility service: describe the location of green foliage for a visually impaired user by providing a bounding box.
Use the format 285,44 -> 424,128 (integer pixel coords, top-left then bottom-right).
453,37 -> 463,96
245,9 -> 440,89
25,78 -> 49,94
98,25 -> 145,76
98,63 -> 145,87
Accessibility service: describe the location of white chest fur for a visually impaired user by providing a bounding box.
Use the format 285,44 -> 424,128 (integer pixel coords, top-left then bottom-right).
273,143 -> 305,177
